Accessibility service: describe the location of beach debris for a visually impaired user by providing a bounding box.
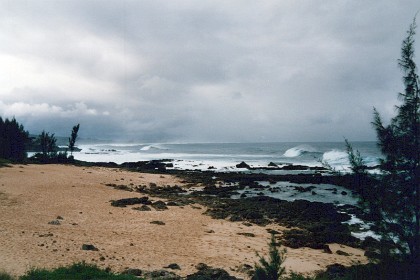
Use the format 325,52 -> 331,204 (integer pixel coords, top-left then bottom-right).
81,244 -> 99,251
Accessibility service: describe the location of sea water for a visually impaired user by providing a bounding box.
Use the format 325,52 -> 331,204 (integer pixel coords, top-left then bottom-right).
72,141 -> 380,173
72,141 -> 381,240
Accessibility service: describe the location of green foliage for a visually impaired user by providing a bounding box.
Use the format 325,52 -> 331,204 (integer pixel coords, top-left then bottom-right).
0,117 -> 29,161
68,124 -> 80,156
0,158 -> 11,168
20,262 -> 139,280
0,271 -> 15,280
38,130 -> 57,157
253,235 -> 286,280
370,18 -> 420,262
346,18 -> 420,263
344,139 -> 367,175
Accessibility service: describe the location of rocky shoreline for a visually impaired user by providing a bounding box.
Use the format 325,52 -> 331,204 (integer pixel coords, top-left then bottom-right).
94,159 -> 382,257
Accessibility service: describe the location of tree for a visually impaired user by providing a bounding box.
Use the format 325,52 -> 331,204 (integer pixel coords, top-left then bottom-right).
38,130 -> 57,157
0,117 -> 29,161
68,124 -> 80,156
252,235 -> 286,280
349,18 -> 419,264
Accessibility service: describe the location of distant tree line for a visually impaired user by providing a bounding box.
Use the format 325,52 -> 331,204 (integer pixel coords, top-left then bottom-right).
0,117 -> 80,163
0,117 -> 29,161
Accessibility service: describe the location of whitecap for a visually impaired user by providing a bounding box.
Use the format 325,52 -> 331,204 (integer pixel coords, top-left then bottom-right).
322,150 -> 349,165
283,145 -> 317,157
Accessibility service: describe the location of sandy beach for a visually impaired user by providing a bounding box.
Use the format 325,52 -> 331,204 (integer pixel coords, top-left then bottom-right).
0,164 -> 368,278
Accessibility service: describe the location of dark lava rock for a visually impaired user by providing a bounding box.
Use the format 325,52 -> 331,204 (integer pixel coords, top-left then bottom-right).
133,205 -> 152,211
323,244 -> 333,254
341,191 -> 348,195
360,236 -> 381,249
266,229 -> 280,235
323,263 -> 347,279
187,263 -> 239,280
236,161 -> 251,169
237,232 -> 255,237
56,216 -> 64,220
143,270 -> 181,280
111,196 -> 150,207
81,244 -> 98,251
364,248 -> 381,259
336,250 -> 351,256
48,220 -> 61,225
152,200 -> 168,210
150,221 -> 166,225
106,184 -> 131,191
121,160 -> 170,172
122,268 -> 143,276
164,263 -> 181,270
229,215 -> 244,222
166,201 -> 180,206
294,186 -> 316,193
268,162 -> 278,167
237,264 -> 254,276
281,165 -> 309,170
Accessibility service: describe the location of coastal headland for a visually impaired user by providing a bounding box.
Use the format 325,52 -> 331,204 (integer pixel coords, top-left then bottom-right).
0,163 -> 370,279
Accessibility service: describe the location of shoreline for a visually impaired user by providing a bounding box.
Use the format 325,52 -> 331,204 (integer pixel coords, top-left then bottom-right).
0,164 -> 369,279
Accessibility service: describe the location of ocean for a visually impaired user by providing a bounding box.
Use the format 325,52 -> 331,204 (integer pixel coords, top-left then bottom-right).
72,141 -> 380,173
71,141 -> 382,240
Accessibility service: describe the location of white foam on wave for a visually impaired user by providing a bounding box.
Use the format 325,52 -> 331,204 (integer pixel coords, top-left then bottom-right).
140,144 -> 168,151
283,145 -> 317,158
322,150 -> 349,165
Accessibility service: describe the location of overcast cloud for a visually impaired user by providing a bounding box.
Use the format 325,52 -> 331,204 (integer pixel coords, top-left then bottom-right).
0,0 -> 419,142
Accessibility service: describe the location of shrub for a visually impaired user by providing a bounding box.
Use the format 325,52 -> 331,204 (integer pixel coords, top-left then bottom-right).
20,262 -> 139,280
253,234 -> 286,280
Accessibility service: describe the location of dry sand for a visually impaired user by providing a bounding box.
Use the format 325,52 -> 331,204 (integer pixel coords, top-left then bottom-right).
0,164 -> 368,278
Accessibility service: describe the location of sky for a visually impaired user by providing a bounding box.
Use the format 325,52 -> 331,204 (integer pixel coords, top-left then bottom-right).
0,0 -> 419,143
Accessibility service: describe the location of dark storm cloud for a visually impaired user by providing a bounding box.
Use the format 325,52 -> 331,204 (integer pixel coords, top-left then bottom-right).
0,0 -> 419,142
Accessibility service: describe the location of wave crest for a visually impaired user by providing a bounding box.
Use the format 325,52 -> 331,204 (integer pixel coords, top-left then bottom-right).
322,150 -> 348,165
283,145 -> 317,158
140,145 -> 167,151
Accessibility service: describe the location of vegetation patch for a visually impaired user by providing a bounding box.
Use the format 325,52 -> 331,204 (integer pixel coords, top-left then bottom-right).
19,262 -> 139,280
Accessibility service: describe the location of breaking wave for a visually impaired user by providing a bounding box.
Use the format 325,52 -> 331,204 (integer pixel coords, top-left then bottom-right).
283,145 -> 318,158
322,150 -> 349,166
140,145 -> 167,151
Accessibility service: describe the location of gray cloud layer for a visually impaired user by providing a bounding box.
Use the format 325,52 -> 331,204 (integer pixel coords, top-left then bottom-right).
1,0 -> 419,142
